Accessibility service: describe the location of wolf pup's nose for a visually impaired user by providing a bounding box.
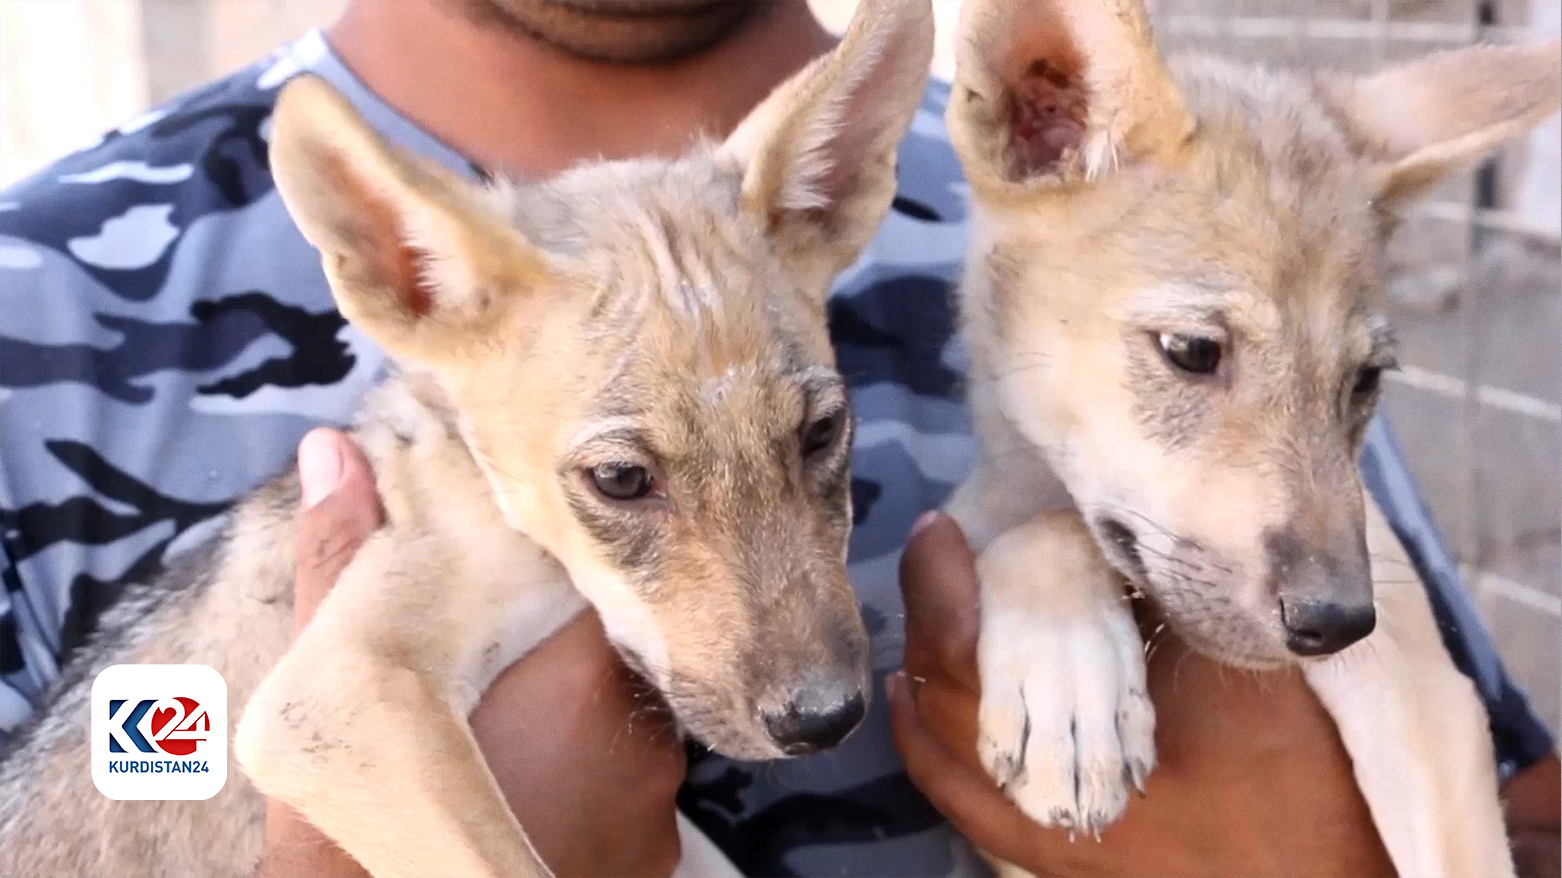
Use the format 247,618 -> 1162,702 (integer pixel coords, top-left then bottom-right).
762,685 -> 866,755
1280,596 -> 1376,656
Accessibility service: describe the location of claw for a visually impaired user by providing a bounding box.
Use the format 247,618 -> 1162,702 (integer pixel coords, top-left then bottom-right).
1127,759 -> 1149,795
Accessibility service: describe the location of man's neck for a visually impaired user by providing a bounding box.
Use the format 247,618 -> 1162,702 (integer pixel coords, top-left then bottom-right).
327,1 -> 837,179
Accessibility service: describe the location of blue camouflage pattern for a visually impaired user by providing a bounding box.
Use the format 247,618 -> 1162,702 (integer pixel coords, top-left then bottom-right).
0,29 -> 1549,877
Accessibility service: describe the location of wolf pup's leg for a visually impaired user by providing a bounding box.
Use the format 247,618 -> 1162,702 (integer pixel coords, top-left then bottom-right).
968,510 -> 1155,837
234,532 -> 575,878
1303,491 -> 1515,878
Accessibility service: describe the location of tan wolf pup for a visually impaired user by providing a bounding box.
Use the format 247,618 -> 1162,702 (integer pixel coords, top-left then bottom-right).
938,1 -> 1560,875
0,1 -> 935,875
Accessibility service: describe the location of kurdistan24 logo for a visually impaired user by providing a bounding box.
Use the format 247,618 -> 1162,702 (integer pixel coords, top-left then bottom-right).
92,664 -> 227,800
107,696 -> 211,757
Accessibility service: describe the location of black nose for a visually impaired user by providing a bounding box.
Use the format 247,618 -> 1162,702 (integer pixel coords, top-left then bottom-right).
1281,597 -> 1376,656
762,688 -> 866,755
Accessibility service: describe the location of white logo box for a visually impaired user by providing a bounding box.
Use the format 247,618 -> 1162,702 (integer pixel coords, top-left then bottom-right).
90,664 -> 228,801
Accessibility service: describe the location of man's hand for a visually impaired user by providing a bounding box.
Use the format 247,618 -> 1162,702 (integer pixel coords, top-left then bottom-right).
255,428 -> 386,878
255,428 -> 686,878
887,511 -> 1397,877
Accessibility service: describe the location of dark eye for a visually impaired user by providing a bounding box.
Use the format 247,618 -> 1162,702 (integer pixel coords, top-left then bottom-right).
1156,333 -> 1222,375
589,463 -> 654,501
802,411 -> 844,457
1352,366 -> 1383,397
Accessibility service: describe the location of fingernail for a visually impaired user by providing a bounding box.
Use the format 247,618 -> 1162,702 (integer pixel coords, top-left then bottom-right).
910,510 -> 943,538
298,430 -> 344,509
886,671 -> 907,700
888,670 -> 924,702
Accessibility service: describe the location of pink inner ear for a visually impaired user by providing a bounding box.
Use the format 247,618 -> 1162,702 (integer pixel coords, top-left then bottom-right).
353,195 -> 434,318
320,149 -> 436,318
381,227 -> 434,318
1008,59 -> 1089,178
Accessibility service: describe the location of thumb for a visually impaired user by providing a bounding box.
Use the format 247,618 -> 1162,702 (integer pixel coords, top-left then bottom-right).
899,510 -> 981,690
293,428 -> 382,632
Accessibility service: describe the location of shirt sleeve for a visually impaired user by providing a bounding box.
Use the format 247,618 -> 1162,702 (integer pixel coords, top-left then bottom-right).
0,556 -> 46,745
0,55 -> 341,747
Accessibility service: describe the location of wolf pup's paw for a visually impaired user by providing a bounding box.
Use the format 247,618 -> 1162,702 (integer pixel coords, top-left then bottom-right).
974,519 -> 1156,837
977,604 -> 1155,836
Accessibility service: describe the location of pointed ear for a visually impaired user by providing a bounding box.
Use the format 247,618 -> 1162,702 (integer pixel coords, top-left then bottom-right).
947,0 -> 1193,200
268,74 -> 558,365
1319,40 -> 1561,209
719,0 -> 935,300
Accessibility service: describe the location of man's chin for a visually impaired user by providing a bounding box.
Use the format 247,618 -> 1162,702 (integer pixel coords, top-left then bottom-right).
459,0 -> 758,64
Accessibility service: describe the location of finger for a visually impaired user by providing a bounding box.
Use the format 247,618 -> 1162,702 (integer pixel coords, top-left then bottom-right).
887,671 -> 1041,868
293,428 -> 383,632
899,511 -> 981,689
257,802 -> 368,878
472,609 -> 686,878
475,609 -> 684,800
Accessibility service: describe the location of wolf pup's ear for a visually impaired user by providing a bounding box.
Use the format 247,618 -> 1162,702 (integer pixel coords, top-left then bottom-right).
268,75 -> 559,366
1318,40 -> 1562,210
947,0 -> 1193,201
719,0 -> 935,301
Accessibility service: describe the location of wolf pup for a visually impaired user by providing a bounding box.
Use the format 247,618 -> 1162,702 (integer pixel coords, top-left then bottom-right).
939,0 -> 1560,875
0,1 -> 935,875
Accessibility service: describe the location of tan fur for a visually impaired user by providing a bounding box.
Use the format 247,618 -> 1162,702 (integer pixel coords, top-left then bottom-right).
942,0 -> 1559,874
0,2 -> 935,875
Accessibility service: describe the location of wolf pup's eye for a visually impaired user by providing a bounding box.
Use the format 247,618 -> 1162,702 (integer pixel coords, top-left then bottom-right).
590,463 -> 654,501
802,412 -> 844,458
1352,366 -> 1383,397
1156,333 -> 1222,375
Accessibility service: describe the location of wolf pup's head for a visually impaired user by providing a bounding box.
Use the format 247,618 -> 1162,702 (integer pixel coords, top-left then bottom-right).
268,0 -> 935,758
949,0 -> 1559,667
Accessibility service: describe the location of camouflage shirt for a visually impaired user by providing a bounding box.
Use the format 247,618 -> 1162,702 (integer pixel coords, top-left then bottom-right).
0,30 -> 1550,877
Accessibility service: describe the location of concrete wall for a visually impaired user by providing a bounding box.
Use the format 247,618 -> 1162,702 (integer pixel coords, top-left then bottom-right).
0,0 -> 149,187
1518,0 -> 1562,238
